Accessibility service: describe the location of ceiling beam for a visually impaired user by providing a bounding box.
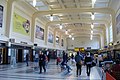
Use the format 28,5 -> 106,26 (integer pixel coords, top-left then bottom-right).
71,32 -> 100,35
65,33 -> 100,38
46,19 -> 108,26
66,35 -> 100,38
75,0 -> 80,8
48,1 -> 109,5
57,29 -> 101,35
55,26 -> 103,32
33,8 -> 115,17
69,29 -> 102,33
58,0 -> 65,9
63,25 -> 104,30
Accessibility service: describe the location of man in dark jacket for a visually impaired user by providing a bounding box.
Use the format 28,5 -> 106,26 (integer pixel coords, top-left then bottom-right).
63,51 -> 68,62
26,53 -> 29,66
75,52 -> 83,77
39,51 -> 46,74
84,52 -> 93,76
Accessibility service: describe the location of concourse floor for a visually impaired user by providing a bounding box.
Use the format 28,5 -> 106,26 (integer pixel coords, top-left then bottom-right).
0,60 -> 103,80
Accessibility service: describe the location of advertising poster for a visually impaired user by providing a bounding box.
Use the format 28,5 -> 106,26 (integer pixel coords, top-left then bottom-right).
61,39 -> 64,46
116,13 -> 120,34
13,12 -> 30,36
56,36 -> 59,44
35,25 -> 44,40
48,32 -> 53,43
0,5 -> 3,28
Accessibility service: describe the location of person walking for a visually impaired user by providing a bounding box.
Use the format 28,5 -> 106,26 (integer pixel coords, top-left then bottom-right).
56,57 -> 61,65
47,51 -> 51,63
39,51 -> 46,74
75,52 -> 83,77
71,53 -> 74,64
26,53 -> 29,66
63,51 -> 68,63
34,52 -> 39,69
84,52 -> 93,76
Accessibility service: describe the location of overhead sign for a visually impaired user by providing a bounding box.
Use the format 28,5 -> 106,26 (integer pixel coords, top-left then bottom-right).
74,48 -> 79,51
74,47 -> 85,51
79,47 -> 84,51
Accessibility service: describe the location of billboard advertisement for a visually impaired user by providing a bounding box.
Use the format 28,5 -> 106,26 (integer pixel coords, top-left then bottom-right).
35,25 -> 44,40
0,5 -> 3,28
48,32 -> 53,43
13,12 -> 30,36
116,13 -> 120,34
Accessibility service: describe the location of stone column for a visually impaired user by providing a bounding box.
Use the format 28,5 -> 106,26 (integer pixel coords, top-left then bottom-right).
45,25 -> 48,45
112,14 -> 116,43
53,30 -> 56,47
31,15 -> 36,43
5,0 -> 15,37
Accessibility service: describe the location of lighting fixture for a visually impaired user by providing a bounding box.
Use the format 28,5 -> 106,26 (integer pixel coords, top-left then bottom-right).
72,37 -> 74,40
56,37 -> 58,40
92,0 -> 96,8
69,35 -> 72,38
91,34 -> 93,37
90,37 -> 93,40
59,24 -> 62,29
92,0 -> 96,4
91,24 -> 94,29
90,34 -> 93,40
50,14 -> 53,21
91,30 -> 93,34
33,0 -> 36,7
65,30 -> 68,34
91,13 -> 95,20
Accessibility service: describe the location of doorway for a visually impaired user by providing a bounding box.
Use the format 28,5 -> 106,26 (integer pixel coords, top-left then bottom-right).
0,48 -> 8,64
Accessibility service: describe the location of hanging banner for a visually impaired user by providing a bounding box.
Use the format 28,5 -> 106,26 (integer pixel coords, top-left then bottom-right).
48,32 -> 53,43
116,13 -> 120,34
13,12 -> 30,36
35,25 -> 44,40
0,5 -> 3,28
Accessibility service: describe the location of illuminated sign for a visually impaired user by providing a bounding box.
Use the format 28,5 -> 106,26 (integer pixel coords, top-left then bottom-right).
74,48 -> 79,51
74,47 -> 85,51
79,47 -> 84,51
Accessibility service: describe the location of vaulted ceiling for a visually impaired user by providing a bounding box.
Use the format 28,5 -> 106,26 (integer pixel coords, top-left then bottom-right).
25,0 -> 112,38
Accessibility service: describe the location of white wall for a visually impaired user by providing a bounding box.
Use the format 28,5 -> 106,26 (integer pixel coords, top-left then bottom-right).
10,2 -> 33,45
55,32 -> 61,48
47,27 -> 66,50
116,9 -> 120,41
55,32 -> 66,50
0,0 -> 67,50
0,0 -> 8,41
34,18 -> 46,47
67,36 -> 100,49
110,0 -> 120,48
60,36 -> 67,50
109,0 -> 120,12
47,27 -> 54,49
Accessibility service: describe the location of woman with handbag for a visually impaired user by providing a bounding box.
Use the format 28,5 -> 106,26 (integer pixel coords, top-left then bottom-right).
75,52 -> 83,77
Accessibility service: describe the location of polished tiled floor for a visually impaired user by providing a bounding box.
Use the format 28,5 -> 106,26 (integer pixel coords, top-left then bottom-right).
0,60 -> 103,80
